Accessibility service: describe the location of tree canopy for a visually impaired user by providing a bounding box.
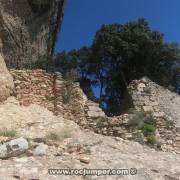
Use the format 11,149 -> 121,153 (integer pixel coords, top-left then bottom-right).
41,18 -> 180,114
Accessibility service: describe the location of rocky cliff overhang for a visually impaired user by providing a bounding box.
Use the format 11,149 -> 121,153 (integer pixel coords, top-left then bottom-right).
0,0 -> 65,68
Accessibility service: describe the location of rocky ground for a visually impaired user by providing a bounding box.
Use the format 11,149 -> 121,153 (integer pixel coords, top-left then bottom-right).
0,97 -> 180,180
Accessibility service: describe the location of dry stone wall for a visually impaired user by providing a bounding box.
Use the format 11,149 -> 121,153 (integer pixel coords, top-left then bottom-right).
80,77 -> 180,154
10,69 -> 54,111
10,70 -> 180,153
10,70 -> 87,125
129,77 -> 180,153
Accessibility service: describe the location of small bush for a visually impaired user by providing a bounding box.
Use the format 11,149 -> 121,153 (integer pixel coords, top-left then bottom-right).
63,81 -> 73,104
46,129 -> 72,142
63,89 -> 72,104
142,124 -> 156,136
0,130 -> 17,138
63,73 -> 76,104
46,132 -> 60,141
146,134 -> 156,145
128,110 -> 157,145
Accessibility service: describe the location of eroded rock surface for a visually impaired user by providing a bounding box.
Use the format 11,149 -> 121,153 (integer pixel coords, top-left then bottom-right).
0,53 -> 14,102
0,0 -> 65,68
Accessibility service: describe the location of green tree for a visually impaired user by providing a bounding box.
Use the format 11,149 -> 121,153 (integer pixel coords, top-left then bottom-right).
91,18 -> 180,114
54,19 -> 180,114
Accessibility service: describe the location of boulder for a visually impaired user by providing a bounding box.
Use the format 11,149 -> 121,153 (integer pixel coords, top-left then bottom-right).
0,137 -> 28,159
33,143 -> 48,156
0,53 -> 14,102
143,106 -> 153,112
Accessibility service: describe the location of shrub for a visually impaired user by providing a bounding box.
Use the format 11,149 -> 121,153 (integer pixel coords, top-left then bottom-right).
128,110 -> 157,145
62,70 -> 79,104
63,89 -> 72,104
128,111 -> 146,128
63,81 -> 74,104
46,129 -> 72,142
46,132 -> 60,141
142,124 -> 156,136
146,134 -> 156,145
0,130 -> 17,138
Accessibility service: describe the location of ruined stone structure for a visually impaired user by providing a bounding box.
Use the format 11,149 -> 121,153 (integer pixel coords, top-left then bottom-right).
10,70 -> 180,154
1,1 -> 180,179
0,0 -> 65,68
129,78 -> 180,153
10,69 -> 87,126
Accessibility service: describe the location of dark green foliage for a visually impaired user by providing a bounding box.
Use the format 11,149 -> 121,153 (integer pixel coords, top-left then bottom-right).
55,18 -> 180,114
55,48 -> 97,101
142,124 -> 156,136
91,19 -> 180,114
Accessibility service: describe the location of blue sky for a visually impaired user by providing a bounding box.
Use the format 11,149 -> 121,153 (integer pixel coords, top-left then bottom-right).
55,0 -> 180,53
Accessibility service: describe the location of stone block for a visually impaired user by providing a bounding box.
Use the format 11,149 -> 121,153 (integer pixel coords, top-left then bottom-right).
143,106 -> 153,112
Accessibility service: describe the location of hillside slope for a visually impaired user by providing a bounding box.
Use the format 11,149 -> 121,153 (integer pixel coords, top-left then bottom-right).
0,97 -> 179,180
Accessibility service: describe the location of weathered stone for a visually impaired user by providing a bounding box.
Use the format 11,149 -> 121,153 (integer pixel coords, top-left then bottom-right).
137,83 -> 146,92
0,138 -> 28,159
87,110 -> 105,118
33,143 -> 48,156
153,112 -> 165,118
0,53 -> 14,102
78,156 -> 90,164
143,106 -> 153,112
88,105 -> 102,112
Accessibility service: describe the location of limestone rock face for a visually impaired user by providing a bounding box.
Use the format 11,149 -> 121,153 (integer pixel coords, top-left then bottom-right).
0,0 -> 65,68
0,53 -> 14,102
